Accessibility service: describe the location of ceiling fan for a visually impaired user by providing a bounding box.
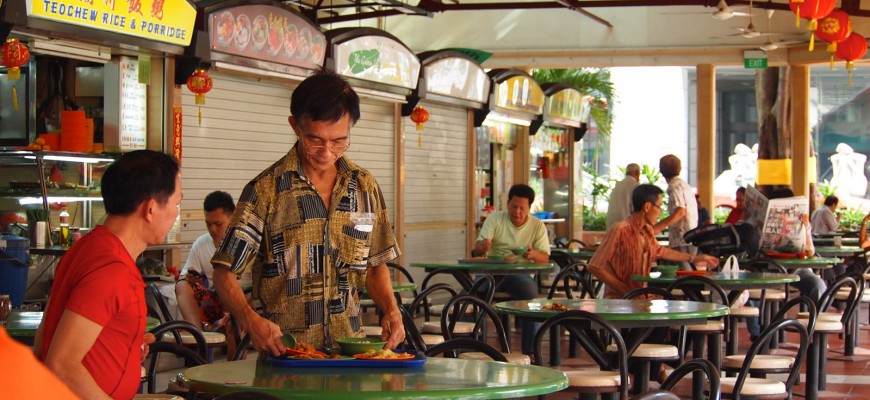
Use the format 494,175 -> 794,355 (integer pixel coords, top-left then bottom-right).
662,0 -> 751,21
758,10 -> 807,50
719,1 -> 802,39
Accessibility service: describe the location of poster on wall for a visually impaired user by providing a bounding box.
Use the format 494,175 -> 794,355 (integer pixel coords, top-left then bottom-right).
104,56 -> 147,152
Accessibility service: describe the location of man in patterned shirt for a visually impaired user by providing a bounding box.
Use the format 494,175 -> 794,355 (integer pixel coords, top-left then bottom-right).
654,154 -> 699,270
589,184 -> 719,299
212,70 -> 404,357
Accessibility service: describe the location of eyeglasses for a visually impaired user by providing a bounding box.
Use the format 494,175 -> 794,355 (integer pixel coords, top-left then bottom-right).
300,136 -> 350,155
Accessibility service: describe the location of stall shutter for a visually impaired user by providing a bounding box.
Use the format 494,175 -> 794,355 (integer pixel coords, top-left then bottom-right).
180,72 -> 294,246
344,97 -> 396,223
402,101 -> 468,281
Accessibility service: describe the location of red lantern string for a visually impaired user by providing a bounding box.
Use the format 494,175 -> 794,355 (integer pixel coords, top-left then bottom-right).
186,69 -> 213,126
835,32 -> 867,86
409,106 -> 429,147
814,9 -> 851,70
1,39 -> 30,112
789,0 -> 836,51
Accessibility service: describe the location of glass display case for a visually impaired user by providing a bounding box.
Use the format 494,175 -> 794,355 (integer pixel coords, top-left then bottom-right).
0,150 -> 115,242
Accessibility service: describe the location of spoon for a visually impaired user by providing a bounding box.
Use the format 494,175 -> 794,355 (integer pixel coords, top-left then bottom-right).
281,333 -> 296,349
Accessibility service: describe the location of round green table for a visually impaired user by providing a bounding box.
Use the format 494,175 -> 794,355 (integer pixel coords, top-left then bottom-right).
410,260 -> 554,291
739,256 -> 842,270
6,311 -> 160,345
182,358 -> 568,399
813,237 -> 860,247
632,271 -> 799,289
813,246 -> 865,258
550,248 -> 596,261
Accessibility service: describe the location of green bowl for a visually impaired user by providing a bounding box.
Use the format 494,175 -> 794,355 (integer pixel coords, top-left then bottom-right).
336,337 -> 386,356
509,246 -> 527,256
655,265 -> 679,277
487,254 -> 505,261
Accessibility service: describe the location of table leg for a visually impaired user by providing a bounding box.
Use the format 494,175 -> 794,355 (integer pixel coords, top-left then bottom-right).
805,338 -> 819,400
549,326 -> 561,366
692,334 -> 705,400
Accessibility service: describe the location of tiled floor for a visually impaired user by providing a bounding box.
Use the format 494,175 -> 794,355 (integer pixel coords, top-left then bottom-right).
149,309 -> 870,399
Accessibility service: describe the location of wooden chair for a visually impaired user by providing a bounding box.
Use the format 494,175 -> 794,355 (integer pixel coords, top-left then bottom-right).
533,310 -> 630,400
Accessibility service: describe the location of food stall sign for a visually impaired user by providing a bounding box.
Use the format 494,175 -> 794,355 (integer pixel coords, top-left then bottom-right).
545,88 -> 588,127
494,76 -> 544,115
424,57 -> 489,103
333,35 -> 420,90
210,5 -> 325,70
104,57 -> 147,152
26,0 -> 195,46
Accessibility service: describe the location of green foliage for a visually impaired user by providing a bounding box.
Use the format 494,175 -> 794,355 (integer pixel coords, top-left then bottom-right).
531,68 -> 616,153
839,207 -> 865,231
640,164 -> 663,186
583,205 -> 607,231
584,164 -> 613,214
818,179 -> 838,197
713,206 -> 731,225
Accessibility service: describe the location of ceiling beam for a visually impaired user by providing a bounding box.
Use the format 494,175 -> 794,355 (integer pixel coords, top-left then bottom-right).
554,0 -> 613,27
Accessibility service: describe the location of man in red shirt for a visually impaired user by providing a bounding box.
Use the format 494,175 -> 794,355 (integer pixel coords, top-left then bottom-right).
35,150 -> 181,399
725,187 -> 746,224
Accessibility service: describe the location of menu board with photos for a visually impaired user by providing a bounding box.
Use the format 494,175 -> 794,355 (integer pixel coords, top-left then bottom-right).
209,5 -> 325,70
333,34 -> 420,90
121,58 -> 147,150
424,57 -> 489,103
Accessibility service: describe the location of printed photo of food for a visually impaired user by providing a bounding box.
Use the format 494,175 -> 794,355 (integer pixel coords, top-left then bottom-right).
267,18 -> 284,57
234,14 -> 251,51
252,15 -> 268,51
284,23 -> 298,59
297,28 -> 311,60
216,11 -> 234,48
310,35 -> 325,65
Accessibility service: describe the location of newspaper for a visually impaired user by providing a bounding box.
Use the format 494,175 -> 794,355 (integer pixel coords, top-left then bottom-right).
743,186 -> 809,254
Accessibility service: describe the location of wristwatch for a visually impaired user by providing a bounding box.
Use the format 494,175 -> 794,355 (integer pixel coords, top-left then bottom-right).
689,255 -> 696,263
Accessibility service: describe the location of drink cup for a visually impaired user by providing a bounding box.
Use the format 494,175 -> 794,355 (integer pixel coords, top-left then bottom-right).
834,236 -> 843,248
0,295 -> 10,326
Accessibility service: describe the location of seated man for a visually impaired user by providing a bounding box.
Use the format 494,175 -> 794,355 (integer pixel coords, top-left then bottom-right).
472,184 -> 550,355
811,195 -> 840,235
725,187 -> 746,224
175,191 -> 251,357
589,184 -> 719,299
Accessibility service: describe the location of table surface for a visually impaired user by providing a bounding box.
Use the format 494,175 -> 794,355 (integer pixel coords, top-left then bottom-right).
813,246 -> 865,257
739,256 -> 842,269
6,311 -> 160,337
410,260 -> 553,273
632,271 -> 799,287
551,248 -> 596,258
182,358 -> 569,400
493,298 -> 729,322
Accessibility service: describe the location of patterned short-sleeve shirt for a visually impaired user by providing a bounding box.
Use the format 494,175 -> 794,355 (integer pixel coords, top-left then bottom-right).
212,145 -> 400,348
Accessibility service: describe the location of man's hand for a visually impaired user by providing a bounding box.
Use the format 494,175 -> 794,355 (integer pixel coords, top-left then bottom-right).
693,254 -> 720,268
473,239 -> 492,256
245,313 -> 285,357
380,309 -> 406,349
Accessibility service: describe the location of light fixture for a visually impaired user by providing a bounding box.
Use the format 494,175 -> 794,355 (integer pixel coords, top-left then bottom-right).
29,39 -> 111,64
24,154 -> 115,163
19,196 -> 103,205
483,112 -> 532,127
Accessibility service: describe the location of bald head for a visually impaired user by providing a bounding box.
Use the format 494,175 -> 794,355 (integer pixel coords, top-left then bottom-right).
625,163 -> 640,180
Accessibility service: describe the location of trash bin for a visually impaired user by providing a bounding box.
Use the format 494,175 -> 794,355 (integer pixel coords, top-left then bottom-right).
0,236 -> 30,308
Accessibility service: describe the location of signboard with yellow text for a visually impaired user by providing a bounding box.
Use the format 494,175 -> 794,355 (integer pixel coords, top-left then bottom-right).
26,0 -> 195,46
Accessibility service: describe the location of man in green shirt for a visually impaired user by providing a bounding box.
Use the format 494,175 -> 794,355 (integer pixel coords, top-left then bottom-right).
472,184 -> 550,354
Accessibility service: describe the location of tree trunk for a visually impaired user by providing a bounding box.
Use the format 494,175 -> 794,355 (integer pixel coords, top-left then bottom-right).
755,67 -> 792,197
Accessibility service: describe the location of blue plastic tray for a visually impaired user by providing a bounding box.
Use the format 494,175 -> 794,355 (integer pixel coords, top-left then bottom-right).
268,350 -> 427,368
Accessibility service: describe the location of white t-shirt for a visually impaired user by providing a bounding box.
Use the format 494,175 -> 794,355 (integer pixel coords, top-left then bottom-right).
606,176 -> 639,229
181,233 -> 251,288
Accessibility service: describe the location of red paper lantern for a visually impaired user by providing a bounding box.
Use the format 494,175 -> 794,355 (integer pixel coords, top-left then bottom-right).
1,38 -> 30,112
835,32 -> 867,86
186,69 -> 213,126
789,0 -> 836,50
409,105 -> 429,147
815,9 -> 851,51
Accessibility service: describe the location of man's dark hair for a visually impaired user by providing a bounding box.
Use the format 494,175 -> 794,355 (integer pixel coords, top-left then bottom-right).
291,69 -> 360,125
770,188 -> 795,199
631,184 -> 664,212
736,187 -> 746,195
508,184 -> 535,204
102,150 -> 179,216
204,191 -> 235,214
824,195 -> 839,207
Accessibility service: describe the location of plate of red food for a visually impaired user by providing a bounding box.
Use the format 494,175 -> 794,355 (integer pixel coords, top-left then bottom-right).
765,252 -> 800,259
676,270 -> 707,276
285,342 -> 329,358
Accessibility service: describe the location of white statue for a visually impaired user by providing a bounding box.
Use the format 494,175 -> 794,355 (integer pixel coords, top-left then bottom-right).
714,143 -> 759,200
830,143 -> 868,197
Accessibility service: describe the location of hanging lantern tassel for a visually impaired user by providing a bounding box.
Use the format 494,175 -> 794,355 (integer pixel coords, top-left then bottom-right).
409,106 -> 429,148
814,9 -> 852,71
1,38 -> 31,113
186,69 -> 213,126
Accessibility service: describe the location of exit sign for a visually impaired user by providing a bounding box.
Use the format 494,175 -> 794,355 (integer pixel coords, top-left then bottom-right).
744,50 -> 768,69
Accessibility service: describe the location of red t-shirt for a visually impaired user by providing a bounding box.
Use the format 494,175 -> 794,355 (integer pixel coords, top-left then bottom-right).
725,208 -> 743,225
40,225 -> 146,399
